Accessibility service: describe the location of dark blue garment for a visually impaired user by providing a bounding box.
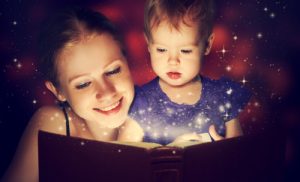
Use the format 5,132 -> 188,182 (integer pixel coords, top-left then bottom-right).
129,76 -> 251,145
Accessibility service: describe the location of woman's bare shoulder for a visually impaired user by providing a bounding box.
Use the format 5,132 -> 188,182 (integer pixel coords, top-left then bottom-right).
28,105 -> 68,135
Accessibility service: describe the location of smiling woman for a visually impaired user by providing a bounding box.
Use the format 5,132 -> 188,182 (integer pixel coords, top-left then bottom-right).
2,7 -> 143,182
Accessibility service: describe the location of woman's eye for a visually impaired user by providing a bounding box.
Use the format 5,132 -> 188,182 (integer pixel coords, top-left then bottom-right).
156,48 -> 167,53
181,49 -> 192,54
105,67 -> 121,76
75,82 -> 91,90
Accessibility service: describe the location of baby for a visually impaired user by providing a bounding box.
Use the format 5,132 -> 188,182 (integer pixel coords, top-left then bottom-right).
130,0 -> 251,144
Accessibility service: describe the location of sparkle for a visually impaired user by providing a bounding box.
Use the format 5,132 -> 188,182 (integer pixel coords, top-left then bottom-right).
12,21 -> 17,25
226,65 -> 232,72
118,149 -> 122,153
241,77 -> 248,84
226,88 -> 233,95
80,141 -> 85,146
254,102 -> 260,107
224,112 -> 229,118
257,32 -> 263,39
233,36 -> 238,40
216,45 -> 229,57
264,7 -> 268,12
270,12 -> 276,18
13,58 -> 17,62
32,99 -> 37,104
172,150 -> 176,154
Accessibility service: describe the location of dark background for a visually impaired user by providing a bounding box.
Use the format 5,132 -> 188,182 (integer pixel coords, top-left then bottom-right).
0,0 -> 299,180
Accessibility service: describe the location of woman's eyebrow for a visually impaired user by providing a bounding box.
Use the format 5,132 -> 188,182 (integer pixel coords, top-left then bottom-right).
68,73 -> 90,83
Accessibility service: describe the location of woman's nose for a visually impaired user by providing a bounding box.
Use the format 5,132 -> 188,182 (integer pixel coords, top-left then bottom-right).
95,79 -> 117,101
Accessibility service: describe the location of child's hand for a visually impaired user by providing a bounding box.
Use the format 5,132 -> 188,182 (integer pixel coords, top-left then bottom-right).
172,132 -> 202,144
208,125 -> 225,141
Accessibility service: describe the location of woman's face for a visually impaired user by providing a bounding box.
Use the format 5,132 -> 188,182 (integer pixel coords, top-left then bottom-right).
54,33 -> 134,128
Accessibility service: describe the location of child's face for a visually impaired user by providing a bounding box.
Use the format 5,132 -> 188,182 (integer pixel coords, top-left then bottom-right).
148,20 -> 205,86
53,34 -> 134,128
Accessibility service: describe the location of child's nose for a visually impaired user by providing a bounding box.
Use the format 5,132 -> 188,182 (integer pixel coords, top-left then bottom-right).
95,79 -> 117,101
168,52 -> 180,65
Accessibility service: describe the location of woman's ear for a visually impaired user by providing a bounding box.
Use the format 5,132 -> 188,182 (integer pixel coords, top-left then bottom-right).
204,33 -> 215,55
45,81 -> 67,102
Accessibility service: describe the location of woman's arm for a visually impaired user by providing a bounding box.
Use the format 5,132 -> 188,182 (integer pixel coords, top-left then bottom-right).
2,106 -> 67,182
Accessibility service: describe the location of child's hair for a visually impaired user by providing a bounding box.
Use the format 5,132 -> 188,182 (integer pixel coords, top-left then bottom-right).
38,7 -> 125,87
144,0 -> 215,42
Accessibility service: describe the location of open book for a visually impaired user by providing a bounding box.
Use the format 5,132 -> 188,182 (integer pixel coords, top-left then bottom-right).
109,132 -> 212,149
38,130 -> 285,182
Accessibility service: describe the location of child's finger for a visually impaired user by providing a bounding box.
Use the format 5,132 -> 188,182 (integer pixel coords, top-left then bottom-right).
209,125 -> 224,141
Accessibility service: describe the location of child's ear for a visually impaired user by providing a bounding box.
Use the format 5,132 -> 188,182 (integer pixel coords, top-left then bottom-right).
45,81 -> 67,102
204,33 -> 215,55
143,33 -> 150,52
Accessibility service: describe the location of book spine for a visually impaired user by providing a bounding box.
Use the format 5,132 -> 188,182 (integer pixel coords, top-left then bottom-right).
150,147 -> 183,182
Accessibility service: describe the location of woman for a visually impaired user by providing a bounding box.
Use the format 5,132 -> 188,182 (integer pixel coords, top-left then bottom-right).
2,7 -> 143,182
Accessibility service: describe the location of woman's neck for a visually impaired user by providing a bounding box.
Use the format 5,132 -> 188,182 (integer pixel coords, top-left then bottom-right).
159,76 -> 202,105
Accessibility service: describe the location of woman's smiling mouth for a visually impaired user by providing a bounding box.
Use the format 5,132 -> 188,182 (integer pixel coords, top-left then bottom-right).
93,98 -> 122,115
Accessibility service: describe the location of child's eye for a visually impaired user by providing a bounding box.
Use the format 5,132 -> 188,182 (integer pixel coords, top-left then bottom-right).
105,66 -> 121,76
181,49 -> 192,54
75,82 -> 91,90
156,48 -> 167,53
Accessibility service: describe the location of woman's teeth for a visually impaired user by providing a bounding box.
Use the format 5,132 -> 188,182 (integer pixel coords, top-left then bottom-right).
98,101 -> 120,111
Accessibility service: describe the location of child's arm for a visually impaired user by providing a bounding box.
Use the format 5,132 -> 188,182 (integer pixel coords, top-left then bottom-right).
209,118 -> 243,141
2,106 -> 68,182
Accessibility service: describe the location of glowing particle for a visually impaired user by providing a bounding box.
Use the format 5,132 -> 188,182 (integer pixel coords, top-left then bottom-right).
80,141 -> 85,146
270,12 -> 276,18
187,92 -> 194,96
118,149 -> 122,153
226,88 -> 233,95
12,21 -> 17,25
32,100 -> 37,104
219,105 -> 225,113
233,36 -> 238,40
58,126 -> 63,131
226,66 -> 232,72
264,7 -> 268,12
257,32 -> 263,39
172,150 -> 176,154
225,102 -> 231,109
16,63 -> 22,68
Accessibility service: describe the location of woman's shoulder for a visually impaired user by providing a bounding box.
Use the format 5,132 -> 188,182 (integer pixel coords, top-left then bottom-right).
29,105 -> 72,136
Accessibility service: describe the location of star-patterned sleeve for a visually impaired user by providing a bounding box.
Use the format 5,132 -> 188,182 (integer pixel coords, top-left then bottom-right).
219,77 -> 252,122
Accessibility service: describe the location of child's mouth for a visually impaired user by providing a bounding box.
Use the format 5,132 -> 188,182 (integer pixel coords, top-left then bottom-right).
167,72 -> 181,79
93,98 -> 122,115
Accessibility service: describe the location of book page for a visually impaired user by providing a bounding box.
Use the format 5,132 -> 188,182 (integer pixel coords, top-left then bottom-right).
109,141 -> 162,149
166,133 -> 212,148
